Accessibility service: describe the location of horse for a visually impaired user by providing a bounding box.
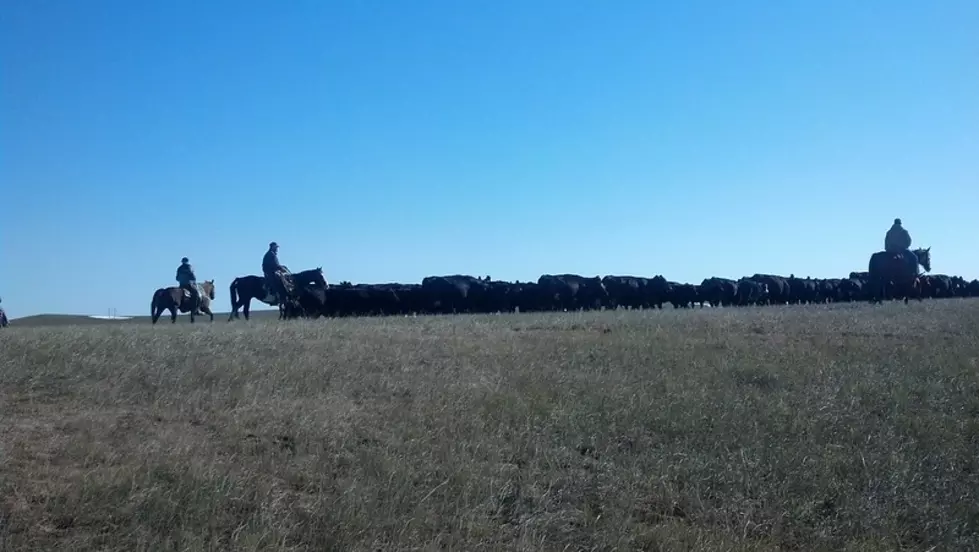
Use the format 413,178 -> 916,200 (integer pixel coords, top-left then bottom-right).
227,267 -> 328,321
0,307 -> 8,328
867,247 -> 931,304
150,280 -> 216,324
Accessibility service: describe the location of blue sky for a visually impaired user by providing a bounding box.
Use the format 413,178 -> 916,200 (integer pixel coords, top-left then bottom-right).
2,0 -> 977,317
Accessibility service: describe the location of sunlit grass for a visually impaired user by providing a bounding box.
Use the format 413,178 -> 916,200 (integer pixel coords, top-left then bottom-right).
2,300 -> 978,550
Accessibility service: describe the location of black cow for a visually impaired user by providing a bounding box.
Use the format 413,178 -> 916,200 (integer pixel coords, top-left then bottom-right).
421,275 -> 491,314
784,275 -> 817,304
599,274 -> 670,309
921,275 -> 952,299
736,278 -> 769,306
510,282 -> 548,312
280,285 -> 329,319
838,276 -> 867,302
750,274 -> 791,305
700,277 -> 738,307
816,278 -> 842,303
602,276 -> 653,309
537,274 -> 609,311
668,282 -> 702,308
950,276 -> 969,297
324,284 -> 402,317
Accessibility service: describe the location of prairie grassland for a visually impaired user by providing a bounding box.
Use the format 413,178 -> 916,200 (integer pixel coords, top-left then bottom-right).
2,301 -> 979,551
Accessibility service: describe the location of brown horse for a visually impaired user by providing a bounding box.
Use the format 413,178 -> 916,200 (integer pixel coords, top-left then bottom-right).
151,280 -> 216,324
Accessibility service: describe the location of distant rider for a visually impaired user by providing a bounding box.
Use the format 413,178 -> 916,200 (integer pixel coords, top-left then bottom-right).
175,257 -> 202,314
884,218 -> 917,273
262,241 -> 289,303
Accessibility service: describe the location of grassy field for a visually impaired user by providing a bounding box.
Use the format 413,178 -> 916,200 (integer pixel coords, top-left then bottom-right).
2,301 -> 979,551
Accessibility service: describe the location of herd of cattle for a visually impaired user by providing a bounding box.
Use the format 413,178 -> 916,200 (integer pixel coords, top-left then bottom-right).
276,272 -> 979,319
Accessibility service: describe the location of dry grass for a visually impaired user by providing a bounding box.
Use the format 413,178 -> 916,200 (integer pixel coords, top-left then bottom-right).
2,301 -> 979,551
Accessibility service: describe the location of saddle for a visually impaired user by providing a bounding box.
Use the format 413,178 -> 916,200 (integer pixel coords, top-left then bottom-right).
265,271 -> 295,300
885,251 -> 918,276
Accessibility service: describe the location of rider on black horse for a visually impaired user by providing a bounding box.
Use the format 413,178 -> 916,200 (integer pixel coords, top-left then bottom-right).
262,241 -> 291,304
884,218 -> 917,275
176,257 -> 202,315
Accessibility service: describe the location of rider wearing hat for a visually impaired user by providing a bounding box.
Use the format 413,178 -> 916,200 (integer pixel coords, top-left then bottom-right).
885,218 -> 917,273
262,241 -> 289,303
175,257 -> 201,314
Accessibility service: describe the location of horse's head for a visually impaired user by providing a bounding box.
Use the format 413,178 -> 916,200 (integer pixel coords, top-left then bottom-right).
313,267 -> 329,288
295,267 -> 329,289
914,247 -> 932,273
201,280 -> 216,299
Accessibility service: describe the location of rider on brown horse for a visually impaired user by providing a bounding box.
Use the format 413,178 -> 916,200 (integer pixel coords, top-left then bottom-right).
176,257 -> 202,314
262,242 -> 290,304
884,218 -> 918,275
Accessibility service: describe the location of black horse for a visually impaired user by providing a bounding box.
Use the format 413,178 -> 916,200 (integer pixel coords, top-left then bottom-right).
227,267 -> 328,321
867,247 -> 931,304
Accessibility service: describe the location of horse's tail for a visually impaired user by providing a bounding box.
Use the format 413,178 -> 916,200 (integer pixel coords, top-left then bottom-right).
229,278 -> 240,309
151,289 -> 159,318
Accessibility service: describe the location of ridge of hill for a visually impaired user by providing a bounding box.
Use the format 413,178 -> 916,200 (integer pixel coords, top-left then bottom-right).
9,309 -> 281,327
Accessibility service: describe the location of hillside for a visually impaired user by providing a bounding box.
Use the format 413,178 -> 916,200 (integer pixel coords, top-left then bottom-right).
2,300 -> 978,549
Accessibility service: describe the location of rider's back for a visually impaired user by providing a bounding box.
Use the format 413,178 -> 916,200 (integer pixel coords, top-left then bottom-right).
176,262 -> 195,285
262,250 -> 280,274
885,224 -> 911,252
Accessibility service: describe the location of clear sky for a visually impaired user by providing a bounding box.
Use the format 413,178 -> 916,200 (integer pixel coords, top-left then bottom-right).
2,0 -> 977,317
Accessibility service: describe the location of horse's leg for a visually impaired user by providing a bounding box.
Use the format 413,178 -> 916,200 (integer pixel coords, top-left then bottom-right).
203,305 -> 214,322
170,305 -> 177,323
227,295 -> 238,321
243,298 -> 251,320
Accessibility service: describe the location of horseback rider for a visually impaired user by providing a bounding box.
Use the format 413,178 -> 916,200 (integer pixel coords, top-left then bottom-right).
884,218 -> 918,274
262,241 -> 290,303
175,257 -> 202,314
